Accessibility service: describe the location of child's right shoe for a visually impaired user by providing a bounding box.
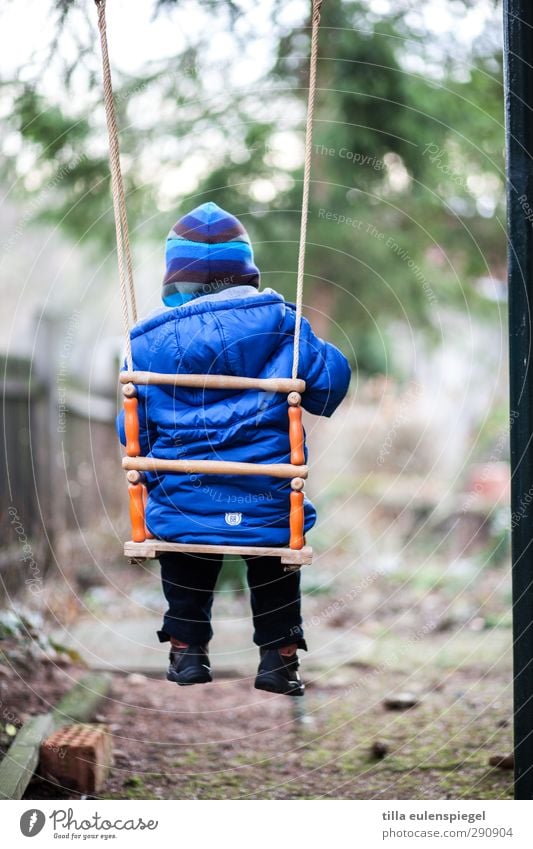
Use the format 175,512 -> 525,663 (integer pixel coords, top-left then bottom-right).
167,643 -> 212,686
254,647 -> 305,696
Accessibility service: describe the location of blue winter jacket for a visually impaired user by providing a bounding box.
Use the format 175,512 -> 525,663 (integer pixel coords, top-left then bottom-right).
116,287 -> 351,546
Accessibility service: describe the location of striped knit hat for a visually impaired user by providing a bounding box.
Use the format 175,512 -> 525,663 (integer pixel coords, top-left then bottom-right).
162,202 -> 260,306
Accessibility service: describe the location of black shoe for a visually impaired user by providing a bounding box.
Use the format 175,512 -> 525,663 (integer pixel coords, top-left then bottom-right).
254,648 -> 305,697
166,644 -> 212,686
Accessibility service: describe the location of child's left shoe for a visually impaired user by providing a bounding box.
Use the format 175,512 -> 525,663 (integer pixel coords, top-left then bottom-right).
167,643 -> 212,686
254,647 -> 305,696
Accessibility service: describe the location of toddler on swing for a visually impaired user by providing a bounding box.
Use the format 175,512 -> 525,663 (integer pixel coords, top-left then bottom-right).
116,201 -> 350,695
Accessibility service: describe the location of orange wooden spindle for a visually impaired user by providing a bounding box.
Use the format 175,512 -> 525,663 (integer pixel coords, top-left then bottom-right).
289,489 -> 305,549
123,396 -> 141,457
288,405 -> 305,466
128,483 -> 146,543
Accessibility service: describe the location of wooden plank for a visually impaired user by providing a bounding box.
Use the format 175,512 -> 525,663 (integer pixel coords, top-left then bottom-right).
0,714 -> 54,800
120,371 -> 306,394
122,456 -> 308,479
51,672 -> 112,728
0,672 -> 113,800
124,540 -> 313,565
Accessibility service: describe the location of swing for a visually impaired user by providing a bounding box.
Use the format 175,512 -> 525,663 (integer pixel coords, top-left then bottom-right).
94,0 -> 323,571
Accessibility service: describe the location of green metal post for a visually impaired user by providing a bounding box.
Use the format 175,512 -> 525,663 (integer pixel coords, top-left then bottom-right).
504,0 -> 533,800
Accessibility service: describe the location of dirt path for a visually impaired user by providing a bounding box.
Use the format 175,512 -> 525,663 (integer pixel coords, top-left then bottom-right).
24,658 -> 513,800
7,546 -> 514,801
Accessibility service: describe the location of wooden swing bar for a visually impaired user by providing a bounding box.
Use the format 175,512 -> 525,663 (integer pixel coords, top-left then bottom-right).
122,456 -> 309,479
119,371 -> 306,394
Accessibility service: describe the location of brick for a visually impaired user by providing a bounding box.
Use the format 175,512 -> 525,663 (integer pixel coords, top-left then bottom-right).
39,724 -> 113,794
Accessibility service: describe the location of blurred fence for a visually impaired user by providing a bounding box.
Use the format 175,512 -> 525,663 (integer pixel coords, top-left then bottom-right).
0,322 -> 124,601
61,389 -> 124,529
1,354 -> 50,598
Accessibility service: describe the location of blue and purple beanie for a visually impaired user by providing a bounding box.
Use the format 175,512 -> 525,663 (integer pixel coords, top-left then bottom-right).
162,202 -> 260,307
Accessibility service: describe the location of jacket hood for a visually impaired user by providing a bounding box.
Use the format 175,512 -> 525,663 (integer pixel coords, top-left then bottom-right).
162,202 -> 260,306
132,290 -> 289,401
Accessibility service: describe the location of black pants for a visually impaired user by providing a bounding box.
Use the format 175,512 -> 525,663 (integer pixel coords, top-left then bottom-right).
156,552 -> 306,651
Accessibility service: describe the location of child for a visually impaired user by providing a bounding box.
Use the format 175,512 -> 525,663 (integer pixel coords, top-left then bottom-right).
116,202 -> 351,696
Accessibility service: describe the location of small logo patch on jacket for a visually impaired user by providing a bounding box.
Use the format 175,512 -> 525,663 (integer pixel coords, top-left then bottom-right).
225,512 -> 242,526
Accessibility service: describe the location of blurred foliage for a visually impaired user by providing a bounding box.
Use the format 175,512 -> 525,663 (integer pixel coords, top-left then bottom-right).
1,0 -> 505,369
483,513 -> 511,568
0,608 -> 81,661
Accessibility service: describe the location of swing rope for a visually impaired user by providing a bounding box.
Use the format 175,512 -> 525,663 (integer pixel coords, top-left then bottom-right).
292,0 -> 322,380
95,0 -> 137,372
94,0 -> 322,380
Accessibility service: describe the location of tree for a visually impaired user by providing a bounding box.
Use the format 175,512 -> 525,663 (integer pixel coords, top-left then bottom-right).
1,0 -> 505,371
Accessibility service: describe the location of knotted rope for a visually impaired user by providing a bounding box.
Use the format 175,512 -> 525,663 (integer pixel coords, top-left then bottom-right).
95,0 -> 137,371
292,0 -> 323,380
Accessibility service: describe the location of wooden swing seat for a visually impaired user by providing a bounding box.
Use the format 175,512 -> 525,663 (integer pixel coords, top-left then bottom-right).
121,371 -> 313,570
119,371 -> 305,394
124,540 -> 313,568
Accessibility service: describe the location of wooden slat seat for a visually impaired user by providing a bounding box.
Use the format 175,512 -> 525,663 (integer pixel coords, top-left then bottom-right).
120,371 -> 306,394
124,540 -> 313,567
122,457 -> 308,478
